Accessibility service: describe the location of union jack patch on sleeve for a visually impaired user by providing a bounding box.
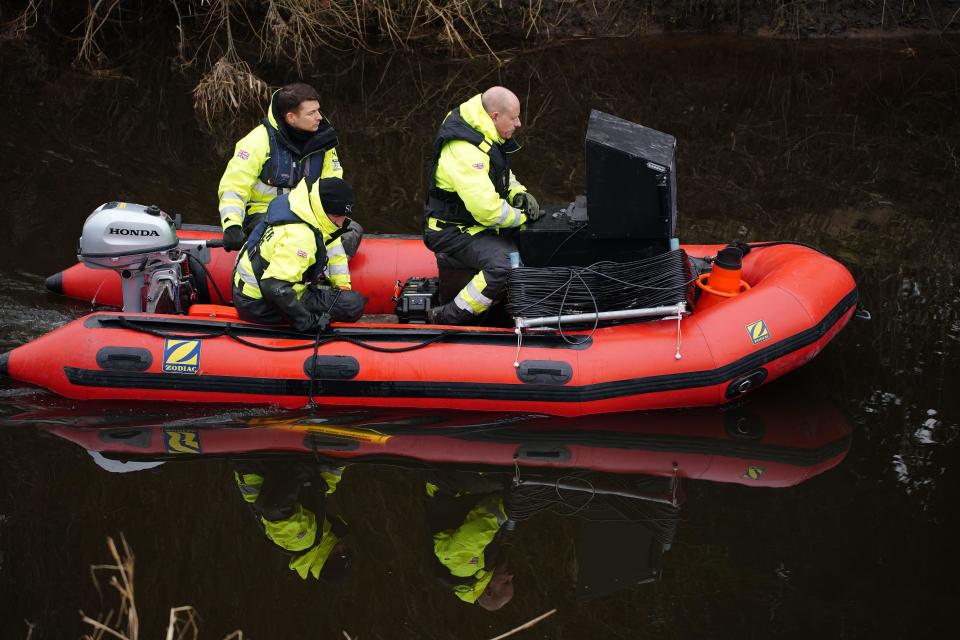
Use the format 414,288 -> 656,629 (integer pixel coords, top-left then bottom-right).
236,149 -> 250,160
297,249 -> 308,258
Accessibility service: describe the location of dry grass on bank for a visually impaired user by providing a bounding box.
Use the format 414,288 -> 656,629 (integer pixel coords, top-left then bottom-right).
65,534 -> 556,640
0,0 -> 39,41
7,0 -> 952,130
192,56 -> 270,133
78,534 -> 244,640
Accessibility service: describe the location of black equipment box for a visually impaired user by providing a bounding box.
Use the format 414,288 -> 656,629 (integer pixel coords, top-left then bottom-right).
584,110 -> 677,240
395,277 -> 439,324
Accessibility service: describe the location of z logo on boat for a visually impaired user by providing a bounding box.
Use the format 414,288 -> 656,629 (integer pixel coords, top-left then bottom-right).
742,465 -> 765,480
163,338 -> 201,374
745,320 -> 771,345
164,429 -> 202,454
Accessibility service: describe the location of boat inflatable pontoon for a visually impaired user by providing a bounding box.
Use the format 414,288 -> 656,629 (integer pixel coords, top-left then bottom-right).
3,233 -> 857,416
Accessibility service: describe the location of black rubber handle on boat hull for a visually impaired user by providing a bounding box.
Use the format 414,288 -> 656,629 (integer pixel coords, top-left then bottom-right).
516,360 -> 574,385
515,444 -> 572,462
96,347 -> 153,372
303,434 -> 360,452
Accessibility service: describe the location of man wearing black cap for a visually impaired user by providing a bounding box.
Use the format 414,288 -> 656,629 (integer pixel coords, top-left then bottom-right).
233,460 -> 352,581
232,177 -> 366,332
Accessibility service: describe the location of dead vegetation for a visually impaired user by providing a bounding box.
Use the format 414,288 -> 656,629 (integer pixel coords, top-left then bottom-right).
80,534 -> 245,640
0,0 -> 38,41
3,0 -> 641,127
1,0 -> 954,139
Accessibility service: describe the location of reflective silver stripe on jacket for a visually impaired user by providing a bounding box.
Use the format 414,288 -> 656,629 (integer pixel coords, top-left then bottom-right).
495,200 -> 521,227
234,259 -> 260,289
253,179 -> 288,196
326,263 -> 349,276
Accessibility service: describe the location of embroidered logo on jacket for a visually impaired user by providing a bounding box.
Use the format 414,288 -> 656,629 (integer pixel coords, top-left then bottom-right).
236,149 -> 250,160
472,162 -> 485,170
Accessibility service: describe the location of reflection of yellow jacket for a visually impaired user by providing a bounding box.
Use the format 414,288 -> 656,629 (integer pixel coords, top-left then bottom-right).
234,466 -> 344,580
217,98 -> 343,230
233,179 -> 351,299
428,94 -> 528,235
432,494 -> 508,603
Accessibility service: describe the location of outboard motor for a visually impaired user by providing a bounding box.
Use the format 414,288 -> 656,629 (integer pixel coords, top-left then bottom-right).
78,202 -> 209,313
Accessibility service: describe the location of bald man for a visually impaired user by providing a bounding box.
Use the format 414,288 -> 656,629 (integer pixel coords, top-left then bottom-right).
423,86 -> 542,325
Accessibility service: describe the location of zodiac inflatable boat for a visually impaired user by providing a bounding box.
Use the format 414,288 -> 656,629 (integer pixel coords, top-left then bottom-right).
1,217 -> 857,416
1,113 -> 859,416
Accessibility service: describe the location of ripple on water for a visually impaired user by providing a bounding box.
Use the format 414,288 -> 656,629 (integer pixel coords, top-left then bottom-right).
0,271 -> 86,348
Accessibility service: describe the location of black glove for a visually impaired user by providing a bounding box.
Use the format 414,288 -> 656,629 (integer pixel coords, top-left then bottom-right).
222,225 -> 246,252
261,278 -> 331,333
513,192 -> 542,222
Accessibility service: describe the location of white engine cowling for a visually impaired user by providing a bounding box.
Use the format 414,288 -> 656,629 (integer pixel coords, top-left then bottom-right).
77,202 -> 188,313
78,202 -> 179,270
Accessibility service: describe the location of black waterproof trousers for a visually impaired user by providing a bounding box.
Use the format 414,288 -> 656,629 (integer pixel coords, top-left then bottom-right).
424,225 -> 516,325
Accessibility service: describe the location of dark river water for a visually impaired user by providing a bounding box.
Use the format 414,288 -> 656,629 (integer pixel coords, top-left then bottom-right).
1,34 -> 959,638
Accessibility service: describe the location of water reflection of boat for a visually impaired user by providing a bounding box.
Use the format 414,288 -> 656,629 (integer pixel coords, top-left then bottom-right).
23,384 -> 851,489
16,384 -> 851,602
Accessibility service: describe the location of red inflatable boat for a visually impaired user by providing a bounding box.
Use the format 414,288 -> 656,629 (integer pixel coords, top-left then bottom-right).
2,228 -> 858,416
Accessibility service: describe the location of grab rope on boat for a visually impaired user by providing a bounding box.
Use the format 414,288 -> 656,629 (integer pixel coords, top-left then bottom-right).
115,316 -> 462,354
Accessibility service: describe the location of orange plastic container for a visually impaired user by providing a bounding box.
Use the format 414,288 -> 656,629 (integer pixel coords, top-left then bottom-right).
695,247 -> 750,312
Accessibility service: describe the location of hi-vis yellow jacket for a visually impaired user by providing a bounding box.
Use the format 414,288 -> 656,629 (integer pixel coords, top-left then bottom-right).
426,94 -> 528,235
233,179 -> 351,299
432,494 -> 508,603
218,93 -> 343,231
234,466 -> 344,580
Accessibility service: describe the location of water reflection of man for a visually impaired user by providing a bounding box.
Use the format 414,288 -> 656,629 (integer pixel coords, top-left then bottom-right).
233,459 -> 352,580
218,82 -> 362,256
424,477 -> 515,610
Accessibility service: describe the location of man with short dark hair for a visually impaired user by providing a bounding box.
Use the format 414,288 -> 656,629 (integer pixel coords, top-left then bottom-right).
423,86 -> 542,325
218,82 -> 361,255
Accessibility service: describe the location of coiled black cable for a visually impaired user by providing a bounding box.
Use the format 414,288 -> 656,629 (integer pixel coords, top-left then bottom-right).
506,249 -> 695,320
186,252 -> 227,304
503,474 -> 681,545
